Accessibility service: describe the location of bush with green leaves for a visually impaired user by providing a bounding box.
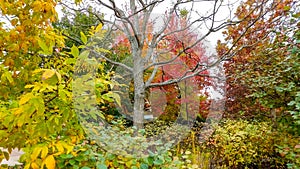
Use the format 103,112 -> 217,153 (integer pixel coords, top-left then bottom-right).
54,139 -> 184,169
275,122 -> 300,169
202,119 -> 288,168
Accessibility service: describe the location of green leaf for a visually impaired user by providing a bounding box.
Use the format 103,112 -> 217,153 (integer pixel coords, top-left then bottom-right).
288,101 -> 296,106
96,47 -> 111,54
106,154 -> 116,160
38,39 -> 51,54
42,69 -> 59,85
65,58 -> 76,65
79,50 -> 90,59
69,159 -> 77,165
3,71 -> 13,84
60,154 -> 73,159
103,92 -> 122,107
81,167 -> 91,169
0,130 -> 8,138
96,164 -> 107,169
71,45 -> 80,57
101,93 -> 114,102
145,156 -> 154,165
283,6 -> 291,11
140,163 -> 149,169
80,32 -> 88,44
3,151 -> 10,161
153,159 -> 164,165
49,40 -> 55,53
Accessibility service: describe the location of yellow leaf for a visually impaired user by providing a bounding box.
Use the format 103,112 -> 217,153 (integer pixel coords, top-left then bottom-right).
42,69 -> 56,81
25,84 -> 35,88
75,0 -> 82,5
61,142 -> 73,154
80,31 -> 88,44
41,146 -> 48,159
13,108 -> 23,115
31,162 -> 39,169
71,136 -> 77,144
31,147 -> 42,161
19,93 -> 34,105
71,151 -> 77,157
56,143 -> 64,154
55,71 -> 62,83
95,23 -> 103,32
33,69 -> 45,74
16,113 -> 28,127
43,155 -> 56,169
24,163 -> 31,169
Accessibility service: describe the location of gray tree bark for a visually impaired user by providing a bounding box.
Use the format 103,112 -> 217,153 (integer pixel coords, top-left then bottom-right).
132,50 -> 145,129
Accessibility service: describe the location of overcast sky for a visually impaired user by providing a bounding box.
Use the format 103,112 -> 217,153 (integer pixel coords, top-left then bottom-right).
56,0 -> 241,50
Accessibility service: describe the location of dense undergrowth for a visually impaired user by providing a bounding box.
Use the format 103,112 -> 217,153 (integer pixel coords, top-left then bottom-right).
1,117 -> 299,169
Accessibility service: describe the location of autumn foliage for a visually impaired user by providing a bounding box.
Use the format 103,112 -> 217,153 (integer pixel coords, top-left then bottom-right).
217,0 -> 295,117
111,14 -> 211,121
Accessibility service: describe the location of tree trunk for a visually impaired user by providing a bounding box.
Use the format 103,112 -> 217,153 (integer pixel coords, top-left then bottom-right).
271,108 -> 278,128
133,50 -> 145,130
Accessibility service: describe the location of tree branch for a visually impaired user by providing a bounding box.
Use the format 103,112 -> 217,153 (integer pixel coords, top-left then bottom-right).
85,46 -> 133,72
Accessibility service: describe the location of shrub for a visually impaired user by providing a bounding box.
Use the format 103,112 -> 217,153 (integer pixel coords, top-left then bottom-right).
54,139 -> 183,169
275,122 -> 300,169
202,119 -> 286,168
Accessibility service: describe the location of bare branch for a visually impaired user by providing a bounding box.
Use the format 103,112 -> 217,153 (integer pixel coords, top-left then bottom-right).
138,0 -> 146,7
127,0 -> 164,19
145,65 -> 159,87
62,33 -> 84,45
145,0 -> 274,88
144,0 -> 271,73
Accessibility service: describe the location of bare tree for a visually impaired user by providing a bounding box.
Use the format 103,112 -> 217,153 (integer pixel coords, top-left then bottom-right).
64,0 -> 282,130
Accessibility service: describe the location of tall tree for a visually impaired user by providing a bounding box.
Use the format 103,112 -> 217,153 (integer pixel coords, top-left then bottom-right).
68,0 -> 287,130
110,14 -> 211,122
0,0 -> 68,150
217,0 -> 296,118
0,0 -> 112,167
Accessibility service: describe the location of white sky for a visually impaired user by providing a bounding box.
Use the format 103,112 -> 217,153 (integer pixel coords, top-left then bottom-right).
56,0 -> 241,49
0,0 -> 241,51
